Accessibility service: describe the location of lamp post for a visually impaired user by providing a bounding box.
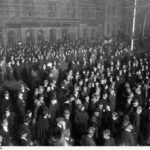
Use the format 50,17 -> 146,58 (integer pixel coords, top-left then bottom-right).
131,0 -> 137,51
142,10 -> 147,37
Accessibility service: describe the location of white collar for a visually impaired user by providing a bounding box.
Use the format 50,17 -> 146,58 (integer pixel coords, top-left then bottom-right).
125,128 -> 131,132
21,137 -> 28,141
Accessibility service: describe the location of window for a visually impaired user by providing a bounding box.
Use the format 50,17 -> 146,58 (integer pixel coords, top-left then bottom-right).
67,3 -> 71,18
96,8 -> 100,19
82,7 -> 88,19
71,2 -> 75,18
108,6 -> 111,15
48,2 -> 57,17
113,6 -> 116,16
23,1 -> 34,16
113,24 -> 116,32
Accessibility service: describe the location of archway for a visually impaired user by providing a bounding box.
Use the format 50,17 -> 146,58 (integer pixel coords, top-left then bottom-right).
91,29 -> 97,40
62,29 -> 68,41
0,33 -> 3,47
7,31 -> 16,45
37,29 -> 45,43
26,29 -> 34,44
49,29 -> 56,43
83,28 -> 88,39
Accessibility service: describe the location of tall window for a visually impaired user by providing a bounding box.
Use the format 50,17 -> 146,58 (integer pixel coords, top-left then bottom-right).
108,6 -> 111,15
71,2 -> 75,18
113,24 -> 116,32
113,6 -> 116,16
23,1 -> 34,16
107,24 -> 110,34
67,3 -> 71,18
82,7 -> 88,19
48,2 -> 57,17
96,8 -> 100,19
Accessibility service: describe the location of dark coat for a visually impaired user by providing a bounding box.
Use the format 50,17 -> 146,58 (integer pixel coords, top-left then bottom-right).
37,117 -> 50,145
121,130 -> 136,146
74,110 -> 89,138
103,137 -> 116,146
17,98 -> 26,120
20,138 -> 29,146
80,135 -> 96,146
108,95 -> 116,112
0,127 -> 10,146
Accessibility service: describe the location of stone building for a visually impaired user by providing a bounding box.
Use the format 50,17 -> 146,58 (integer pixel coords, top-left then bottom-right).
1,0 -> 149,46
0,0 -> 104,46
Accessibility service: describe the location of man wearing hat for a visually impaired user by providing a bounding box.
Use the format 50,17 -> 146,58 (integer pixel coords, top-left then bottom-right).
48,95 -> 60,123
36,108 -> 50,145
102,129 -> 115,146
120,120 -> 136,146
20,130 -> 29,146
0,118 -> 11,146
19,116 -> 31,145
74,103 -> 89,141
0,91 -> 12,120
17,92 -> 26,123
110,112 -> 121,141
80,126 -> 96,146
108,88 -> 116,112
63,109 -> 72,131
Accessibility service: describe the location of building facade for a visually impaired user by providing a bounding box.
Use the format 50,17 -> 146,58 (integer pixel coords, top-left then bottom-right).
0,0 -> 104,46
1,0 -> 149,46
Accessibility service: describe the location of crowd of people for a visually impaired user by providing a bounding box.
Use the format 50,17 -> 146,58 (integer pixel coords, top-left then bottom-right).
0,37 -> 150,146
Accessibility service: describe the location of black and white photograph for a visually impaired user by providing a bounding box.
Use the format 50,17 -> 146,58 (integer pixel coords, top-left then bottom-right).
0,0 -> 150,147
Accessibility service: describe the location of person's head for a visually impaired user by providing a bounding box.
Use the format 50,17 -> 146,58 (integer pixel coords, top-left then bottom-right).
4,91 -> 9,99
0,135 -> 3,144
103,129 -> 110,139
2,118 -> 8,127
44,80 -> 49,87
34,88 -> 39,95
103,92 -> 108,99
112,112 -> 119,120
64,109 -> 70,119
123,120 -> 133,132
135,87 -> 141,95
21,131 -> 28,139
39,86 -> 44,93
56,118 -> 66,130
85,96 -> 90,102
21,84 -> 25,92
87,126 -> 95,137
133,100 -> 139,107
136,106 -> 142,114
18,92 -> 23,99
94,110 -> 100,117
110,89 -> 115,95
27,110 -> 32,118
5,108 -> 10,118
79,80 -> 83,86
